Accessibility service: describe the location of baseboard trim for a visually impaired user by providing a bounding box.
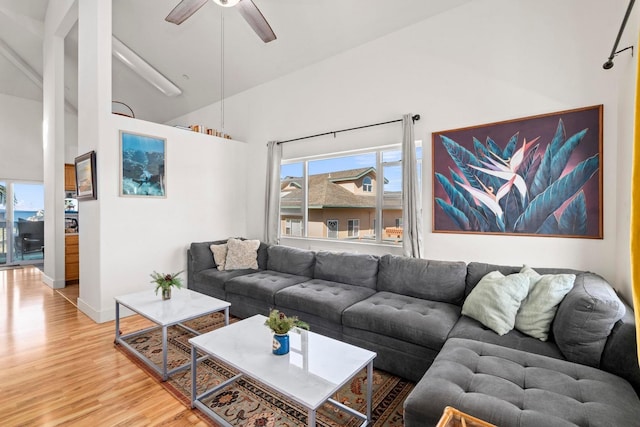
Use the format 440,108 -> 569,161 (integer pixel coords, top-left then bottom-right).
42,273 -> 65,289
77,298 -> 136,324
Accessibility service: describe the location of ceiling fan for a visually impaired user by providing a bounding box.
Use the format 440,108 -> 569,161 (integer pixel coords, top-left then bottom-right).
165,0 -> 277,43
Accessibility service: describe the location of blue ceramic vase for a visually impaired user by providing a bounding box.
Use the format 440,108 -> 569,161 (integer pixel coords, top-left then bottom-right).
272,333 -> 289,355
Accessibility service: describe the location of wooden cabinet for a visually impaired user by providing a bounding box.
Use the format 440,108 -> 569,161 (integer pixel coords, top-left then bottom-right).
64,164 -> 76,192
65,234 -> 79,282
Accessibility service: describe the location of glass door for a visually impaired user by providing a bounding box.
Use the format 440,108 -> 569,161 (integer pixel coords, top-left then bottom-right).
0,181 -> 6,265
0,181 -> 45,265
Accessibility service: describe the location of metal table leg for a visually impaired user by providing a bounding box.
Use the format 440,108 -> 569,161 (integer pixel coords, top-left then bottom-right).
366,361 -> 373,423
115,302 -> 120,343
191,344 -> 197,408
308,408 -> 316,426
162,325 -> 168,381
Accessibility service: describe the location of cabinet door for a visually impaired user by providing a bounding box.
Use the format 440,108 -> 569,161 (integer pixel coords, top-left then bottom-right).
64,164 -> 76,192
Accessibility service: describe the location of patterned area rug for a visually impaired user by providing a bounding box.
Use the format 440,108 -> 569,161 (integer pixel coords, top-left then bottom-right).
116,312 -> 414,427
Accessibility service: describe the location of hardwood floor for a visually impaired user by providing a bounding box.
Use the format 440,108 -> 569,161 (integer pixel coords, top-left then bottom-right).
0,266 -> 210,426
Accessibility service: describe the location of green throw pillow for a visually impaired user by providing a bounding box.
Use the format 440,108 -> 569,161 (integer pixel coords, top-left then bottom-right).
461,270 -> 530,335
515,266 -> 575,341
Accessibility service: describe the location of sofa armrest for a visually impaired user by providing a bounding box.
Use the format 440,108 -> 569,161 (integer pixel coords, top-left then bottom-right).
187,249 -> 196,290
601,302 -> 640,395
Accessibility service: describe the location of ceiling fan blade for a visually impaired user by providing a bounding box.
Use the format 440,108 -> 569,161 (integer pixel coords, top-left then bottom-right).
165,0 -> 209,25
236,0 -> 277,43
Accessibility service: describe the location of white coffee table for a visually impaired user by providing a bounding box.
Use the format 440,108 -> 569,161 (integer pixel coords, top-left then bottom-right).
114,288 -> 230,381
189,314 -> 377,426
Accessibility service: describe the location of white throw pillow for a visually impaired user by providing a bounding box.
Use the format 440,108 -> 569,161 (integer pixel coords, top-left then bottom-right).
224,238 -> 260,270
461,270 -> 530,336
209,243 -> 228,271
515,265 -> 575,341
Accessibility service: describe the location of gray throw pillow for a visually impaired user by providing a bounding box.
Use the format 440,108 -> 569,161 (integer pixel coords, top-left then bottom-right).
552,273 -> 626,367
461,271 -> 530,336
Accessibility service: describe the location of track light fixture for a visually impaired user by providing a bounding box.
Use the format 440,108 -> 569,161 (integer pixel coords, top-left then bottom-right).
112,36 -> 182,97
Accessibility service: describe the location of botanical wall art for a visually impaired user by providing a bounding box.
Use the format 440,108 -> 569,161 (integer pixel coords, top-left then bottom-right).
120,131 -> 166,198
432,105 -> 603,238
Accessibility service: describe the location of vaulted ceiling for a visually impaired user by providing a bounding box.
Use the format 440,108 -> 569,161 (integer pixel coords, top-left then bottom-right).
0,0 -> 472,124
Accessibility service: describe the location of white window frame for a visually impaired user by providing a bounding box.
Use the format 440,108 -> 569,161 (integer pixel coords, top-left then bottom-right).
362,176 -> 372,192
348,219 -> 360,237
284,218 -> 302,236
327,219 -> 339,239
279,143 -> 421,246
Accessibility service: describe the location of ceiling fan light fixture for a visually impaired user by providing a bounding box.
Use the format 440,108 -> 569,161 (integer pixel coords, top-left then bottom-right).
212,0 -> 240,7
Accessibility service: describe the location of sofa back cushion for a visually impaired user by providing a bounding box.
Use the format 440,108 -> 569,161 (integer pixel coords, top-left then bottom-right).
465,262 -> 582,296
190,239 -> 268,272
313,251 -> 379,289
190,239 -> 227,272
552,272 -> 626,367
377,254 -> 466,304
267,245 -> 315,277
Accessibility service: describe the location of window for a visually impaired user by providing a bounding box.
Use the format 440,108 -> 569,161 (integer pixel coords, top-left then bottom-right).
0,181 -> 45,265
348,219 -> 359,237
327,220 -> 339,238
284,219 -> 302,236
279,144 -> 421,245
362,177 -> 372,192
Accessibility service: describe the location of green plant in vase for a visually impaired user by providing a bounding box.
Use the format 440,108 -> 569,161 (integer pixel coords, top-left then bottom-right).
265,309 -> 309,355
150,270 -> 183,300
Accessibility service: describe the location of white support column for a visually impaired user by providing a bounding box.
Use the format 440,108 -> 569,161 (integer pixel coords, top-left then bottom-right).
75,0 -> 112,322
42,14 -> 69,289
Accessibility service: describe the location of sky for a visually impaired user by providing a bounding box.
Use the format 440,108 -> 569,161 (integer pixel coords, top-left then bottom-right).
0,182 -> 44,211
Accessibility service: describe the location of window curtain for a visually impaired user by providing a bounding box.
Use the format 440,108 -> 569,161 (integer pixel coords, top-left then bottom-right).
402,113 -> 424,258
264,141 -> 282,244
631,33 -> 640,364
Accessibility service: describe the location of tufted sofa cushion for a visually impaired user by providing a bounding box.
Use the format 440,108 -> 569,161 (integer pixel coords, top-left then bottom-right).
404,338 -> 640,427
225,270 -> 310,304
275,279 -> 376,323
342,292 -> 461,351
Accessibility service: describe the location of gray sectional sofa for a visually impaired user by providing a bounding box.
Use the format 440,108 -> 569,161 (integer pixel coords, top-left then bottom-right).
187,239 -> 640,426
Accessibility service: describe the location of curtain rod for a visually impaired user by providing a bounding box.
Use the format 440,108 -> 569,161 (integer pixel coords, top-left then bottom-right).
277,114 -> 420,145
602,0 -> 636,69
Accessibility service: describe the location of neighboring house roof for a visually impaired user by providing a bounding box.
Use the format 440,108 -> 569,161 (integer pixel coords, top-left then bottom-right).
281,168 -> 380,209
324,167 -> 375,183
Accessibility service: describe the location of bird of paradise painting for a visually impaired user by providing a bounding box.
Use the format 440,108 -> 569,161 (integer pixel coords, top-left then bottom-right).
432,105 -> 603,238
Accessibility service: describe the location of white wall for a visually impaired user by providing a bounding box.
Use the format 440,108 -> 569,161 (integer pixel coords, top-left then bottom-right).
0,94 -> 44,181
169,0 -> 638,301
0,94 -> 78,181
75,115 -> 249,322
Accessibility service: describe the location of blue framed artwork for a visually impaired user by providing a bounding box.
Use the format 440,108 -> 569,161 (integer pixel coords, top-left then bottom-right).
432,105 -> 603,238
119,131 -> 167,198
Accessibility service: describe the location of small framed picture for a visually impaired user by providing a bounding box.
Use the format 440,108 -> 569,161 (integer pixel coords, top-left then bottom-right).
75,151 -> 97,201
119,131 -> 166,198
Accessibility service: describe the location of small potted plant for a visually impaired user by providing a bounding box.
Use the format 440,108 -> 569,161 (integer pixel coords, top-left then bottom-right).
264,309 -> 309,355
150,270 -> 183,300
